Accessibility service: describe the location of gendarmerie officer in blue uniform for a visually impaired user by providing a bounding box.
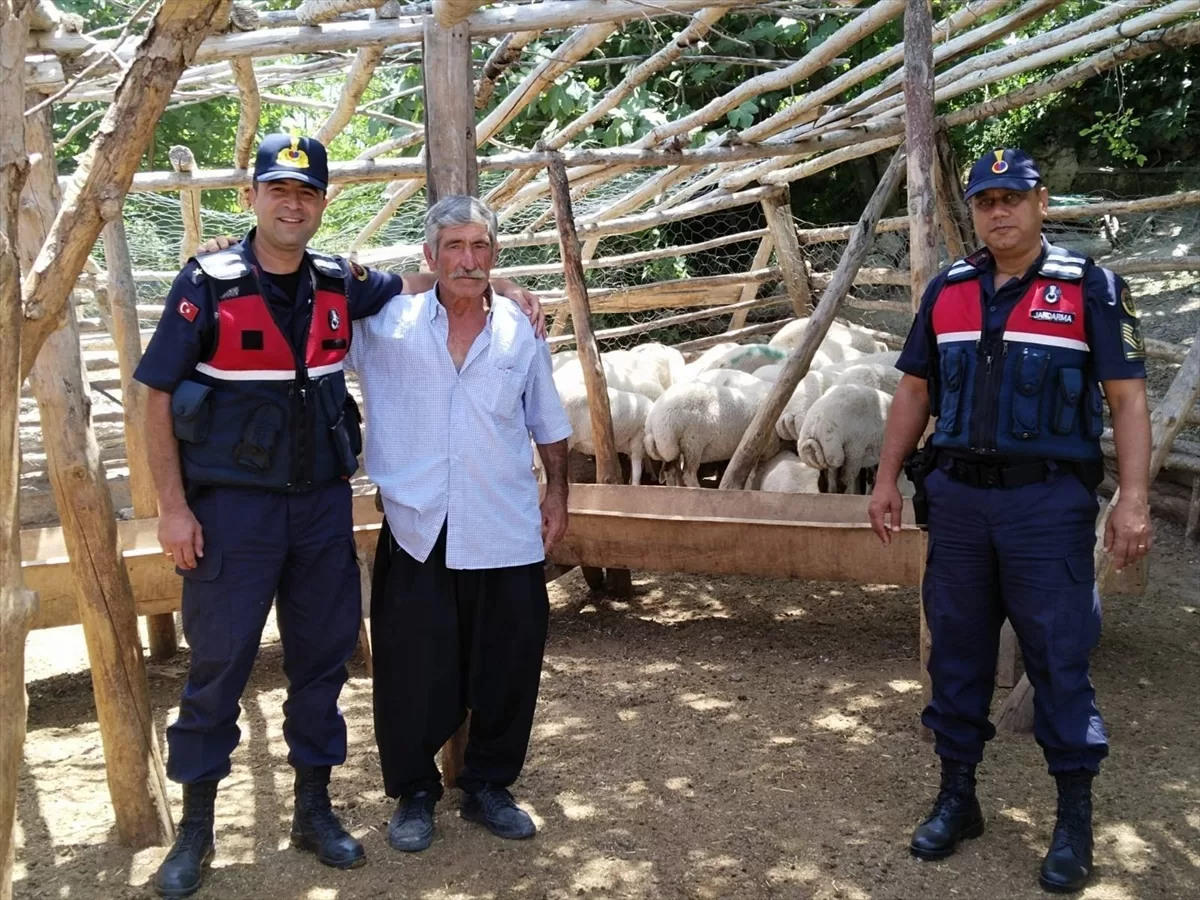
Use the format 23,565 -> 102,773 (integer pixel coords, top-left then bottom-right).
869,149 -> 1153,894
137,134 -> 541,899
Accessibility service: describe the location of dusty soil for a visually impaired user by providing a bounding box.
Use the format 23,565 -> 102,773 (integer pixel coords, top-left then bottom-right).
13,511 -> 1199,900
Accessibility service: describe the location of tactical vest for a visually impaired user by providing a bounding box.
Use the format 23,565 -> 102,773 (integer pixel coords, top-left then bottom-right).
928,244 -> 1104,462
170,245 -> 361,491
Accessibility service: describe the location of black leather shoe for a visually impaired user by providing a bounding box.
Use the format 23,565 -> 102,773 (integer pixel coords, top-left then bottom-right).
461,785 -> 536,840
388,792 -> 436,852
154,781 -> 218,898
910,759 -> 985,861
290,766 -> 366,869
1039,770 -> 1094,894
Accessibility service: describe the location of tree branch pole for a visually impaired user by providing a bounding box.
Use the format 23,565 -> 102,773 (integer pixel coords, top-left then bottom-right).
934,129 -> 972,259
20,102 -> 174,848
728,232 -> 775,331
547,153 -> 631,598
0,5 -> 37,896
719,146 -> 908,491
104,215 -> 179,658
19,0 -> 234,384
761,188 -> 813,318
904,0 -> 938,314
169,145 -> 202,266
997,327 -> 1200,733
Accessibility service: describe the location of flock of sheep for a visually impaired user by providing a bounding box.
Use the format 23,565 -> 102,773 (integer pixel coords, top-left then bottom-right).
546,318 -> 913,497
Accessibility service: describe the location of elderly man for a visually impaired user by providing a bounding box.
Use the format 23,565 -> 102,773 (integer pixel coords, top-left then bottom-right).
139,135 -> 542,898
347,195 -> 571,852
869,149 -> 1152,894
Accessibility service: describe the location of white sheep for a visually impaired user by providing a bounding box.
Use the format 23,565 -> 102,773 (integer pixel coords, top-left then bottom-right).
554,354 -> 665,401
749,451 -> 822,494
644,379 -> 778,488
628,342 -> 686,390
770,317 -> 886,355
774,369 -> 835,441
832,361 -> 904,395
697,368 -> 767,390
551,349 -> 579,372
797,384 -> 892,495
680,342 -> 786,380
558,385 -> 653,485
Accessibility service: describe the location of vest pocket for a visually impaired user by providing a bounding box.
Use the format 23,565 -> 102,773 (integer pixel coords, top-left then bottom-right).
1010,348 -> 1050,440
171,380 -> 213,444
233,404 -> 285,472
936,346 -> 966,436
1051,367 -> 1084,435
1085,382 -> 1105,438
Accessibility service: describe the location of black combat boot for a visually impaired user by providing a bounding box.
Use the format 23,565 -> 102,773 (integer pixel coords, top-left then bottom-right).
154,781 -> 218,898
1039,770 -> 1094,893
290,765 -> 366,869
910,758 -> 985,860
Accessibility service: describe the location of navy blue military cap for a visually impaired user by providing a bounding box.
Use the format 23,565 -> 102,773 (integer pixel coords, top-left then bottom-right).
253,133 -> 329,192
963,148 -> 1042,201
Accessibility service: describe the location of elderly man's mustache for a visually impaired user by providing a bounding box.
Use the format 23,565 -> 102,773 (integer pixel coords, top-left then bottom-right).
451,267 -> 487,279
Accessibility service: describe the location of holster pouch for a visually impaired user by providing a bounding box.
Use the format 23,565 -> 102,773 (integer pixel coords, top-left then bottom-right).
903,443 -> 939,529
171,380 -> 213,444
233,404 -> 284,472
316,379 -> 360,476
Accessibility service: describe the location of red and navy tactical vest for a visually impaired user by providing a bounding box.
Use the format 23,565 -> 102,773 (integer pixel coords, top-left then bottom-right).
927,243 -> 1104,462
171,245 -> 359,490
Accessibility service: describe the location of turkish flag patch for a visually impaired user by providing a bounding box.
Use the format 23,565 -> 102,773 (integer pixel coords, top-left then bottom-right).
177,299 -> 199,322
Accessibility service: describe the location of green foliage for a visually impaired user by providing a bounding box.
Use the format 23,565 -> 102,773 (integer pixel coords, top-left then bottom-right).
1079,110 -> 1147,167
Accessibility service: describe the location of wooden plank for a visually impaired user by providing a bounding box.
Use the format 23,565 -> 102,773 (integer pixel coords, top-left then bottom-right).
995,619 -> 1018,688
422,16 -> 477,204
761,189 -> 812,318
905,0 -> 938,314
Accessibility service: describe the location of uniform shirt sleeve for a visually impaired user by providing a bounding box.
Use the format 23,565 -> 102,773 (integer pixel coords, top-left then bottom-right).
896,273 -> 945,379
523,339 -> 573,445
345,263 -> 407,320
1085,266 -> 1147,382
133,266 -> 214,393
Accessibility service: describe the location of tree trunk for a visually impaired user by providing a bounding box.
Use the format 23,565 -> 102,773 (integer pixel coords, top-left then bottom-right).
904,0 -> 938,313
20,0 -> 233,383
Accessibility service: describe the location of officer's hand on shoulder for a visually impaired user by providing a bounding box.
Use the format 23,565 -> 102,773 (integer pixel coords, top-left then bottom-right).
196,235 -> 237,255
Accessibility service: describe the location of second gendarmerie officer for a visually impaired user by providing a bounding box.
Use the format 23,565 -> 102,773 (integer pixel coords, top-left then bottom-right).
137,134 -> 541,899
868,148 -> 1152,895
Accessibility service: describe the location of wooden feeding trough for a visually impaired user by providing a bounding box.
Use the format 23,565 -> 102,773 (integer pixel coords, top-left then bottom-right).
551,484 -> 924,586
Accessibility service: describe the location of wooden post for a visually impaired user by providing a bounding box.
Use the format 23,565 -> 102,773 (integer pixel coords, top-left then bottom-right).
728,232 -> 775,331
422,9 -> 479,790
1,7 -> 37,898
547,152 -> 632,597
422,14 -> 477,206
19,0 -> 234,383
19,106 -> 174,848
998,327 -> 1200,732
996,620 -> 1019,688
761,188 -> 813,318
169,145 -> 203,266
104,216 -> 178,658
905,0 -> 938,313
934,130 -> 973,259
917,531 -> 931,741
228,56 -> 260,210
1187,474 -> 1200,540
719,147 -> 907,490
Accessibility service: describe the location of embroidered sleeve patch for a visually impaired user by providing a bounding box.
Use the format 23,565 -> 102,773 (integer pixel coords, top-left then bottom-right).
349,260 -> 369,282
177,299 -> 199,323
1121,321 -> 1145,360
1120,286 -> 1138,318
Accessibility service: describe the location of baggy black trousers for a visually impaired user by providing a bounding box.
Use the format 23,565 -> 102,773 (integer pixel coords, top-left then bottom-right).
371,518 -> 549,800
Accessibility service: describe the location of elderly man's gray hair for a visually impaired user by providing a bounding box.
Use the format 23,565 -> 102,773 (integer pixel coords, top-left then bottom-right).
424,195 -> 499,256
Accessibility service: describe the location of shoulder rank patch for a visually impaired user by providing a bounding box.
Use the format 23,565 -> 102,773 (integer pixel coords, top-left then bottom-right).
1121,320 -> 1145,361
177,299 -> 199,323
349,260 -> 368,282
1120,286 -> 1138,318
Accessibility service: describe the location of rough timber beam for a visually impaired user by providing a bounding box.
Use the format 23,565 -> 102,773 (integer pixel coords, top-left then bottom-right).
19,0 -> 233,384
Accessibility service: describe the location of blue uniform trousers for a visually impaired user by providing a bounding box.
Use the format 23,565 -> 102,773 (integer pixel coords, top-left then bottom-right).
921,464 -> 1109,774
165,482 -> 361,784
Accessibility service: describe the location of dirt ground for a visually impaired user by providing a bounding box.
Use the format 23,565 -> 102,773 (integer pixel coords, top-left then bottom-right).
12,509 -> 1199,900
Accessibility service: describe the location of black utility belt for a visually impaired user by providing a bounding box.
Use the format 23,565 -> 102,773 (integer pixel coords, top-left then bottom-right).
938,454 -> 1102,491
